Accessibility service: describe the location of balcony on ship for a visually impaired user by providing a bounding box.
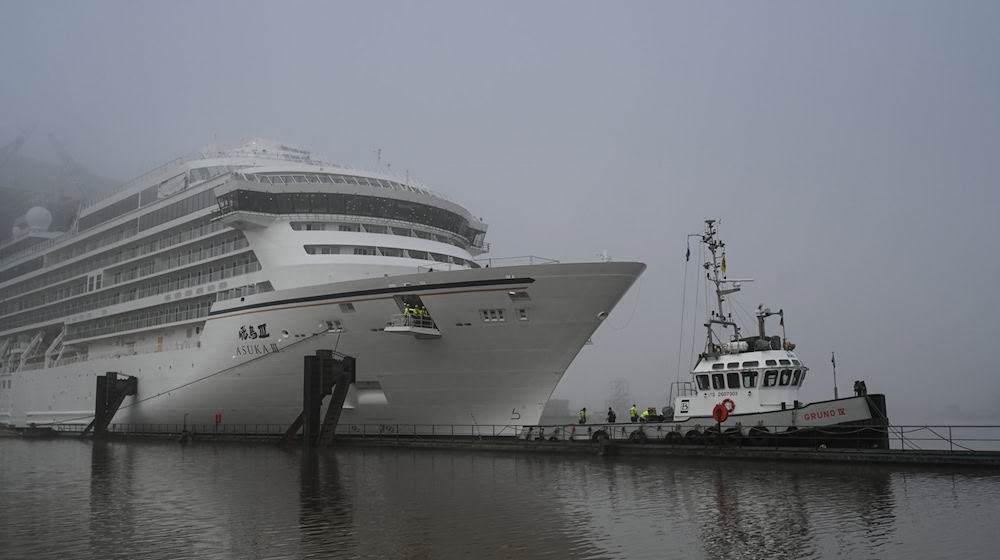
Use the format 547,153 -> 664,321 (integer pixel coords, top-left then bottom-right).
384,313 -> 441,338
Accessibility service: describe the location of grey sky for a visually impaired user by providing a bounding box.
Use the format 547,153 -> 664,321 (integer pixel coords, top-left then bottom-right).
2,1 -> 998,423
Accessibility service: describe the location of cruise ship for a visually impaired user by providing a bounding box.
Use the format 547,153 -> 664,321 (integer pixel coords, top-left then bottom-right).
0,140 -> 644,432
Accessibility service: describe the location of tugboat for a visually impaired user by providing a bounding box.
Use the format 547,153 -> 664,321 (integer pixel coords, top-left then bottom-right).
591,220 -> 889,448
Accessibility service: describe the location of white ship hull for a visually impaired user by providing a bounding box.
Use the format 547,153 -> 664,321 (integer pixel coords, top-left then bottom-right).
0,261 -> 644,431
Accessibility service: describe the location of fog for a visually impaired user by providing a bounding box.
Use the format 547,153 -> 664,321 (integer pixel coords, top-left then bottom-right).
2,1 -> 997,424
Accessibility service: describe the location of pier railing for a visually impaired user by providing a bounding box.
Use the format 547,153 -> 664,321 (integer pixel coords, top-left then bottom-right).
43,422 -> 1000,452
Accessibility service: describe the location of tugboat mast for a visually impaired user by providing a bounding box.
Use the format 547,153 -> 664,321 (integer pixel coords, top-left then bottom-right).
700,220 -> 751,353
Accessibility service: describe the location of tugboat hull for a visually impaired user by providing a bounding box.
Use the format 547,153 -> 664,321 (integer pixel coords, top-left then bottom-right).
566,395 -> 890,449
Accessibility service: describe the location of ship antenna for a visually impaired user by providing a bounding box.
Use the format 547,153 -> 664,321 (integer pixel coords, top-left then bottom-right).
702,220 -> 744,352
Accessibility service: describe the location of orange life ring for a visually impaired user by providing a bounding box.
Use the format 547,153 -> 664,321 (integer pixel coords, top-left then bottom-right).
722,398 -> 735,413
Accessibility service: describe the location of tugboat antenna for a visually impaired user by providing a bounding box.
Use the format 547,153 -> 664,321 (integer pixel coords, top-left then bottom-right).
701,220 -> 745,348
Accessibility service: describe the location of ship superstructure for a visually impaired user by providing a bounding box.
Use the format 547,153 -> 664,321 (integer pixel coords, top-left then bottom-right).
0,140 -> 644,430
672,219 -> 809,421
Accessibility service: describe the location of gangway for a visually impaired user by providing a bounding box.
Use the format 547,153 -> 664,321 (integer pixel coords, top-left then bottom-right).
18,331 -> 44,372
0,339 -> 10,373
45,327 -> 66,368
384,313 -> 441,338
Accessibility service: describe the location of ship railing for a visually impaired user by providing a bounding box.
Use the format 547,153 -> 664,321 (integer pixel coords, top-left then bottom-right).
79,154 -> 190,210
667,381 -> 696,403
474,255 -> 559,268
78,148 -> 279,210
385,314 -> 437,330
334,423 -> 523,439
417,263 -> 468,273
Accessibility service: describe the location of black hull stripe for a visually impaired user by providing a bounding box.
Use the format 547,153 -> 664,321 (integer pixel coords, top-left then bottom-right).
209,276 -> 535,317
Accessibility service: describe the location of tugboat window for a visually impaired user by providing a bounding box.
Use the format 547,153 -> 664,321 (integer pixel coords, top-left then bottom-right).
765,359 -> 777,366
727,372 -> 740,389
779,359 -> 791,365
711,374 -> 725,390
742,361 -> 759,368
726,362 -> 739,369
763,370 -> 778,387
779,369 -> 792,386
696,375 -> 710,390
742,371 -> 758,388
711,363 -> 725,370
791,369 -> 802,385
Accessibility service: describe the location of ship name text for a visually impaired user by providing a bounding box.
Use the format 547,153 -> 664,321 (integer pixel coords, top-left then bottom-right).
802,408 -> 847,421
235,342 -> 280,356
238,323 -> 270,340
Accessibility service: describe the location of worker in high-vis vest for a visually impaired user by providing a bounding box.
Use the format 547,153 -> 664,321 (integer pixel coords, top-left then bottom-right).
578,407 -> 587,424
640,408 -> 650,423
630,404 -> 638,423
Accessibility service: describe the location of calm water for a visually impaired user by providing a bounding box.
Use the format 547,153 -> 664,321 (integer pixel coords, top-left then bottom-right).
1,438 -> 996,560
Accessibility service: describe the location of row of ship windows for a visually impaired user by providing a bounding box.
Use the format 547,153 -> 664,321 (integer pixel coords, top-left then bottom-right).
1,257 -> 260,332
64,281 -> 275,342
49,217 -> 222,272
303,245 -> 479,267
57,212 -> 221,269
697,369 -> 806,391
218,190 -> 484,246
710,358 -> 801,369
4,234 -> 249,314
2,215 -> 225,302
79,171 -> 224,232
65,297 -> 216,341
215,281 -> 274,303
243,172 -> 431,197
291,221 -> 468,249
4,171 -> 221,275
480,308 -> 530,322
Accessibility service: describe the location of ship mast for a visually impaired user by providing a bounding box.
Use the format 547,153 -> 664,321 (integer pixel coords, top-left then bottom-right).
700,220 -> 750,354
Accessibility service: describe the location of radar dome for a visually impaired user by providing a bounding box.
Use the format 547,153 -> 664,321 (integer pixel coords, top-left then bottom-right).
25,206 -> 53,231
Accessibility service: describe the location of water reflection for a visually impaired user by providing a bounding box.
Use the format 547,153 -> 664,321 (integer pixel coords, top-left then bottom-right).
89,441 -> 137,556
695,463 -> 896,560
321,449 -> 608,559
298,449 -> 355,556
544,458 -> 901,560
1,439 -> 997,560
